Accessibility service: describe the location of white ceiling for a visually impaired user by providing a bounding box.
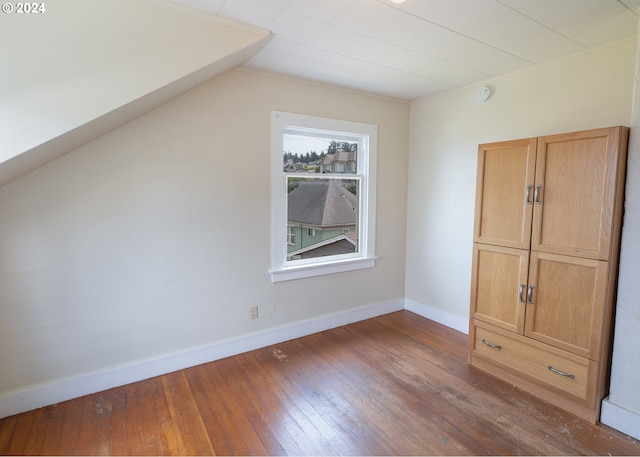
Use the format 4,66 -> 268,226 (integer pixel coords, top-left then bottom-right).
169,0 -> 640,101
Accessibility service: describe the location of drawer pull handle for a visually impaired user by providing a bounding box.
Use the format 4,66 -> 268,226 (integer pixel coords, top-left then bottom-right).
481,339 -> 502,350
534,184 -> 543,205
518,284 -> 526,303
548,365 -> 575,379
527,285 -> 535,304
525,185 -> 533,205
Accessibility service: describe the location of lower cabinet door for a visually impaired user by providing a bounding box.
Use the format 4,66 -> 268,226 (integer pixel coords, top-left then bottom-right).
470,243 -> 529,334
525,251 -> 608,360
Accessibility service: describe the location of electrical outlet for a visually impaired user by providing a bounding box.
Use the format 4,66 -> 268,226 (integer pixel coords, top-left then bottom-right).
250,305 -> 259,320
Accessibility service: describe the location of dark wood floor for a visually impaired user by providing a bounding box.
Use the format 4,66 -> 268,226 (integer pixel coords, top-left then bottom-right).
1,310 -> 639,455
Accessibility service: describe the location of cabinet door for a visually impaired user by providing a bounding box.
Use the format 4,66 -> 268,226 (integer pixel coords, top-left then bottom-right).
474,138 -> 537,249
524,252 -> 608,360
470,243 -> 529,334
532,127 -> 627,260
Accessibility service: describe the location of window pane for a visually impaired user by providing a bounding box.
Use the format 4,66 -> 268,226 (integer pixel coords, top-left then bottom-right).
283,134 -> 357,175
286,177 -> 359,261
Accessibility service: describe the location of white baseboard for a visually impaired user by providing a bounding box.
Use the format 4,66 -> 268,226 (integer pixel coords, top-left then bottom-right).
0,298 -> 404,420
404,298 -> 469,335
601,397 -> 640,440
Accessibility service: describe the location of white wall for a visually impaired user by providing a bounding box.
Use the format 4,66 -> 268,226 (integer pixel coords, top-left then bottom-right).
406,37 -> 639,432
601,25 -> 640,439
0,69 -> 409,414
406,38 -> 635,326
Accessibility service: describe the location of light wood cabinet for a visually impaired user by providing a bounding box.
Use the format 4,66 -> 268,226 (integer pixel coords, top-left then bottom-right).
524,252 -> 608,360
469,126 -> 628,423
470,243 -> 528,334
473,138 -> 537,249
532,129 -> 626,260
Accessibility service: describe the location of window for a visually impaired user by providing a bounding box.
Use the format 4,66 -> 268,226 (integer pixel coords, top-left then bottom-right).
270,111 -> 377,282
287,225 -> 296,245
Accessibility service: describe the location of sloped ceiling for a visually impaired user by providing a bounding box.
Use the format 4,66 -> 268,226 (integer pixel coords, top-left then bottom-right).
0,0 -> 271,187
172,0 -> 640,100
2,0 -> 639,187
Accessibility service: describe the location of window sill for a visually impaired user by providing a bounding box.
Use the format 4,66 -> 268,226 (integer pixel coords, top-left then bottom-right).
270,256 -> 377,283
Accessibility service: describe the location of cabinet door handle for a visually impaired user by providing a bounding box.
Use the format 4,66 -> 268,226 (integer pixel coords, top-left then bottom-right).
518,284 -> 526,303
534,184 -> 543,205
481,339 -> 502,350
527,285 -> 535,304
525,185 -> 534,205
548,365 -> 575,379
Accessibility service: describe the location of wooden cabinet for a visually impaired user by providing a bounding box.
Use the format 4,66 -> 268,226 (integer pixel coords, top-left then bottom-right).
524,252 -> 608,359
473,138 -> 537,249
469,126 -> 628,423
470,244 -> 529,334
532,130 -> 625,260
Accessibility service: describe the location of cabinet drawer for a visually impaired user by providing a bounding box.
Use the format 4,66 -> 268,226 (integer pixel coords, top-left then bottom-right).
471,322 -> 595,401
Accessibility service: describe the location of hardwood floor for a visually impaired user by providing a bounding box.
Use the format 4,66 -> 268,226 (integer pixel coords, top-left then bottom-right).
1,310 -> 639,455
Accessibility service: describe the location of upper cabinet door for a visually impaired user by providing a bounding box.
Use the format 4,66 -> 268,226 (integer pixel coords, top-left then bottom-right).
532,127 -> 628,260
474,138 -> 537,249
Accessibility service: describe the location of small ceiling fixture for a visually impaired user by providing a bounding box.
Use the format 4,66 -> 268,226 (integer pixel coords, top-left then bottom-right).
387,0 -> 407,4
475,86 -> 492,103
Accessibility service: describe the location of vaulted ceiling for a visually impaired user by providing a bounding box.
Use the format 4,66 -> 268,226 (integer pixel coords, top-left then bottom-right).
171,0 -> 640,100
2,0 -> 639,187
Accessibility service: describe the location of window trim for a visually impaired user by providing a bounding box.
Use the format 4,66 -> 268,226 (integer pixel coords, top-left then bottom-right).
270,111 -> 377,282
286,225 -> 296,245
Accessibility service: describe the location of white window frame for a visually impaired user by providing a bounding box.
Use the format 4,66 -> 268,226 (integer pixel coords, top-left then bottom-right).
270,111 -> 377,282
287,225 -> 296,245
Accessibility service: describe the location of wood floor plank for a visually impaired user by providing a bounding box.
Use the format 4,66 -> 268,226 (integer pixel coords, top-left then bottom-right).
305,327 -> 471,455
3,409 -> 36,454
53,394 -> 86,455
287,332 -> 443,454
120,382 -> 147,455
40,404 -> 70,455
161,371 -> 215,455
19,407 -> 47,455
105,386 -> 130,456
1,311 -> 639,456
186,362 -> 268,455
183,365 -> 238,456
247,350 -> 359,455
134,377 -> 174,455
71,396 -> 95,455
265,337 -> 395,455
217,353 -> 307,455
0,415 -> 19,454
236,351 -> 342,456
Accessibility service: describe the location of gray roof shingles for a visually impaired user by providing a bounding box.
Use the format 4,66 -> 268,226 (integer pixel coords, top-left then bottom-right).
288,180 -> 357,227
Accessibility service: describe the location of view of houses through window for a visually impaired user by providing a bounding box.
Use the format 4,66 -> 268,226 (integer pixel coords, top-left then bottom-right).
270,110 -> 376,282
284,136 -> 359,261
